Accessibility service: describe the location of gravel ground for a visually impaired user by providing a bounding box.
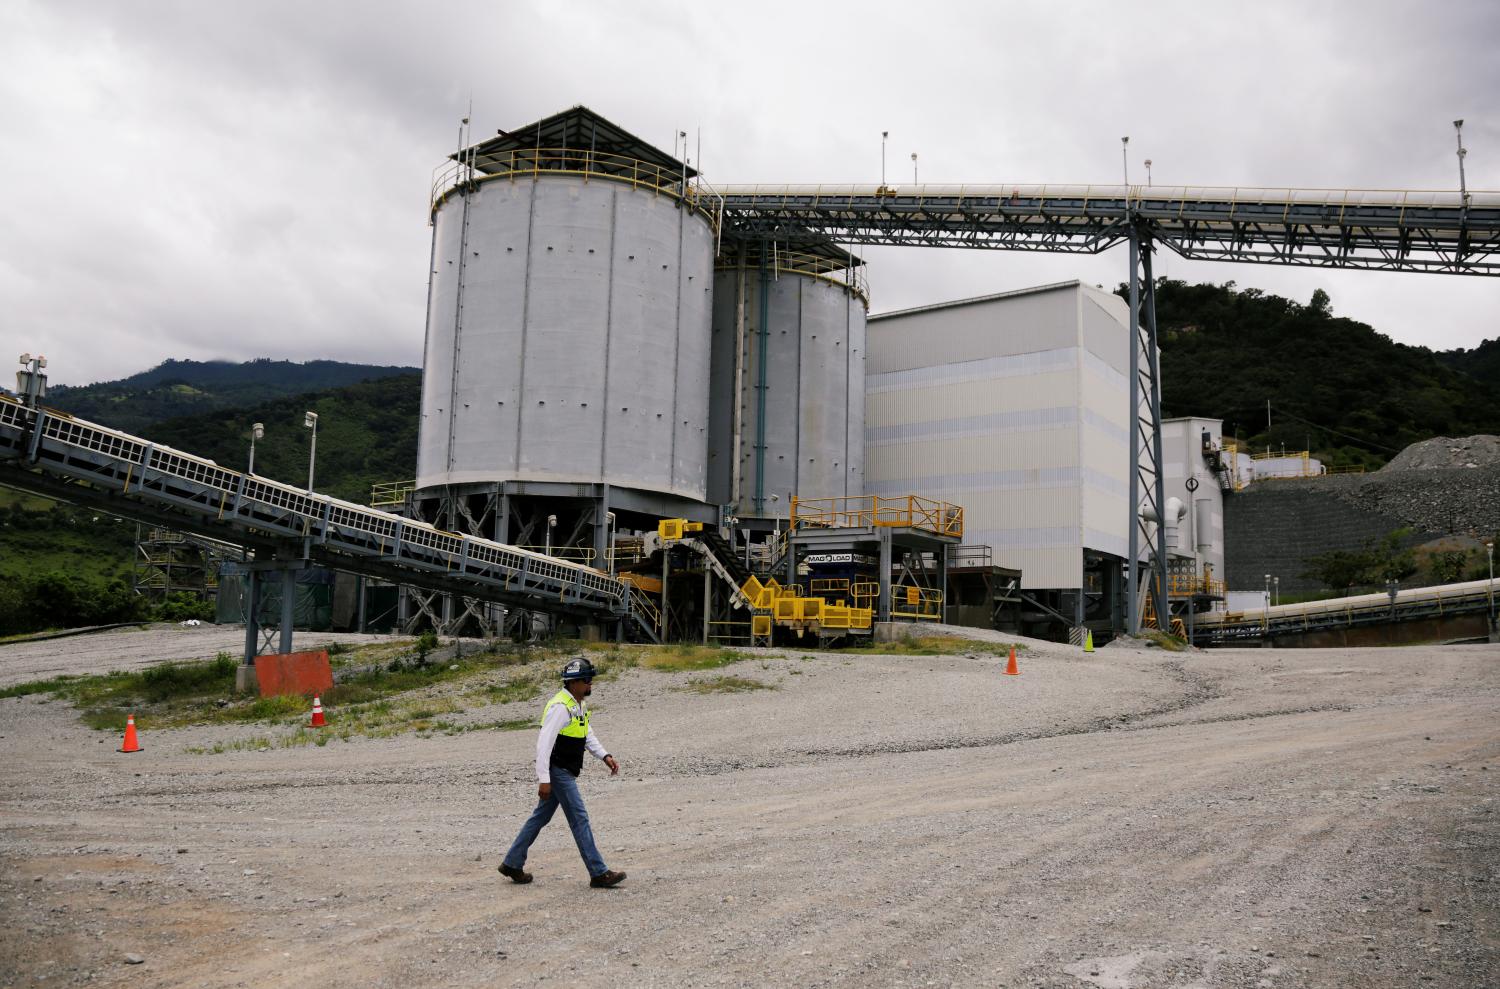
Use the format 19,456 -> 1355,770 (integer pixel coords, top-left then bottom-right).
1,627 -> 1496,988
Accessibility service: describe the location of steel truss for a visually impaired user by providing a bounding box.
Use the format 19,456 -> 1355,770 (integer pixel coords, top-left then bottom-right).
715,185 -> 1500,274
1126,230 -> 1168,636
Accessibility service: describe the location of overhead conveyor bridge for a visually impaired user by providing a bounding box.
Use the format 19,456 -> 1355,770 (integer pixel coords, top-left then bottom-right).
0,394 -> 659,648
715,184 -> 1500,275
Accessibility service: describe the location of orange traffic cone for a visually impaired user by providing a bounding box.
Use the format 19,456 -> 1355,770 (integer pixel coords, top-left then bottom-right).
309,696 -> 327,728
118,714 -> 142,753
1003,646 -> 1020,676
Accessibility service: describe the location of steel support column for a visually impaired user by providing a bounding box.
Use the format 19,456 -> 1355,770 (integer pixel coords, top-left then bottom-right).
1125,229 -> 1168,635
279,568 -> 296,654
702,566 -> 711,644
242,568 -> 261,667
878,528 -> 893,622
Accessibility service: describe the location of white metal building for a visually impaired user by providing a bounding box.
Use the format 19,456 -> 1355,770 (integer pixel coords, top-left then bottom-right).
864,280 -> 1133,594
1159,416 -> 1227,585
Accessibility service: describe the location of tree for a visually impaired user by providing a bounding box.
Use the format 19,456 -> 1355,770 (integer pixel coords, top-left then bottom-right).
1427,550 -> 1470,585
1300,549 -> 1370,591
1368,529 -> 1418,583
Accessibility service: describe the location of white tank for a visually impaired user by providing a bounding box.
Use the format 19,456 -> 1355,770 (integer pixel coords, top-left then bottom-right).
418,170 -> 715,502
707,251 -> 867,518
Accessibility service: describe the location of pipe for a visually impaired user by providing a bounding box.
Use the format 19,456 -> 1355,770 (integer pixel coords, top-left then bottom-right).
754,248 -> 770,515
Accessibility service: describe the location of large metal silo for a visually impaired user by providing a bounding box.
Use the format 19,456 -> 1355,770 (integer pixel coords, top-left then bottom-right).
707,245 -> 867,522
414,107 -> 718,570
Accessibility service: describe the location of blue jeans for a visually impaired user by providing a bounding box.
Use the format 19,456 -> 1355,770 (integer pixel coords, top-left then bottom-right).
503,769 -> 608,877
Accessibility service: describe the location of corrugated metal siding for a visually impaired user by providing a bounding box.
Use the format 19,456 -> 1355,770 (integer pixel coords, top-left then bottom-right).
866,280 -> 1137,591
867,283 -> 1080,372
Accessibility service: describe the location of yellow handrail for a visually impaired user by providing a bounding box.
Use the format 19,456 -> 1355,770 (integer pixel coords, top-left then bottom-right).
516,544 -> 596,564
792,494 -> 963,538
369,480 -> 416,508
431,147 -> 723,229
716,248 -> 870,303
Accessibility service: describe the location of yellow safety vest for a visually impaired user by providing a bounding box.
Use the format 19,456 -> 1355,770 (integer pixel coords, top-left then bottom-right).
543,688 -> 590,738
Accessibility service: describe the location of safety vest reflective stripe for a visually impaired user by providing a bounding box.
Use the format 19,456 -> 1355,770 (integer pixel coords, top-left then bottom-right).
542,688 -> 590,737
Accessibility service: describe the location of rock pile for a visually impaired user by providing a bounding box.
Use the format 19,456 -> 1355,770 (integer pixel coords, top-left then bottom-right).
1380,434 -> 1500,472
1314,465 -> 1500,536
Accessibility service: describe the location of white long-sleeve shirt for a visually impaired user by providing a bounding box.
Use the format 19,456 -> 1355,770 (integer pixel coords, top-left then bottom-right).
535,698 -> 609,784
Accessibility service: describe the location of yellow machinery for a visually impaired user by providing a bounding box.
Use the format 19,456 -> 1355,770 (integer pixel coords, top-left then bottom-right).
739,573 -> 873,643
655,515 -> 943,645
657,519 -> 705,541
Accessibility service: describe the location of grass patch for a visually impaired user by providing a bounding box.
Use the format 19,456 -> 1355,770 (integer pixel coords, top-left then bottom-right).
835,634 -> 1026,657
1139,630 -> 1186,651
636,643 -> 747,672
0,674 -> 79,699
674,674 -> 774,694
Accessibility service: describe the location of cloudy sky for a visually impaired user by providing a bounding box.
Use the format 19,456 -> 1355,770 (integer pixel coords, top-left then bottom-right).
5,0 -> 1497,386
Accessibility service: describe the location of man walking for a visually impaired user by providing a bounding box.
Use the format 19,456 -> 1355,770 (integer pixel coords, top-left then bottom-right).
499,656 -> 627,888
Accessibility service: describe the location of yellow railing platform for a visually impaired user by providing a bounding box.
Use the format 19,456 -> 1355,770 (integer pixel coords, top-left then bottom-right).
792,494 -> 963,539
369,480 -> 415,508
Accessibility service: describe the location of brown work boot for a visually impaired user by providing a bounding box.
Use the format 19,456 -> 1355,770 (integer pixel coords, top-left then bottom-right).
498,863 -> 533,884
589,869 -> 627,888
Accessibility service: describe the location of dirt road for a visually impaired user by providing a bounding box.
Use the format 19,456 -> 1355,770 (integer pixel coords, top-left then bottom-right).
1,632 -> 1495,988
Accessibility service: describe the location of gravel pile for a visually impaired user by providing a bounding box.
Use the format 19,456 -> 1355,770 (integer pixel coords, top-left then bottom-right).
1310,464 -> 1500,536
1381,434 -> 1500,471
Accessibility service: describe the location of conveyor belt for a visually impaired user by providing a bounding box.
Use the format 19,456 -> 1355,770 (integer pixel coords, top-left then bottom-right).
0,394 -> 655,635
1193,578 -> 1495,645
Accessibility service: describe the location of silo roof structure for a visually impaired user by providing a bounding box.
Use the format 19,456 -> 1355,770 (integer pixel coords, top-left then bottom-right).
444,105 -> 696,191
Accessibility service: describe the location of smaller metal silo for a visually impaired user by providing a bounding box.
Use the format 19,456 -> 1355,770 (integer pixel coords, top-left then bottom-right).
707,242 -> 868,524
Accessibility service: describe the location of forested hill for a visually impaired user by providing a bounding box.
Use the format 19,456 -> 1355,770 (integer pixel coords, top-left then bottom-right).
45,358 -> 419,434
144,374 -> 421,504
1128,280 -> 1500,469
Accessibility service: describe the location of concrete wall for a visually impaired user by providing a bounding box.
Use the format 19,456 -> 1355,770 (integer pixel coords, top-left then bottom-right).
1223,483 -> 1438,594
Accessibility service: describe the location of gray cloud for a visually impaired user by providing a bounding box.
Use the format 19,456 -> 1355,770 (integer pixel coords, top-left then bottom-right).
4,0 -> 1496,385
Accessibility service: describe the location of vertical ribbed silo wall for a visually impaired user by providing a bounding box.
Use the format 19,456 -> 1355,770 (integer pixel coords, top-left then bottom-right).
416,175 -> 714,501
706,267 -> 744,506
707,267 -> 866,518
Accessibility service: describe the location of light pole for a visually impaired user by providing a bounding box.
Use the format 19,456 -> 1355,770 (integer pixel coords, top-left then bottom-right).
1273,576 -> 1280,606
1121,136 -> 1130,186
303,411 -> 318,491
248,422 -> 264,475
1486,541 -> 1494,628
1455,119 -> 1469,207
1264,573 -> 1271,610
881,131 -> 888,187
911,152 -> 918,184
605,511 -> 617,576
545,514 -> 557,557
16,353 -> 48,408
1184,475 -> 1200,645
1144,158 -> 1153,187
